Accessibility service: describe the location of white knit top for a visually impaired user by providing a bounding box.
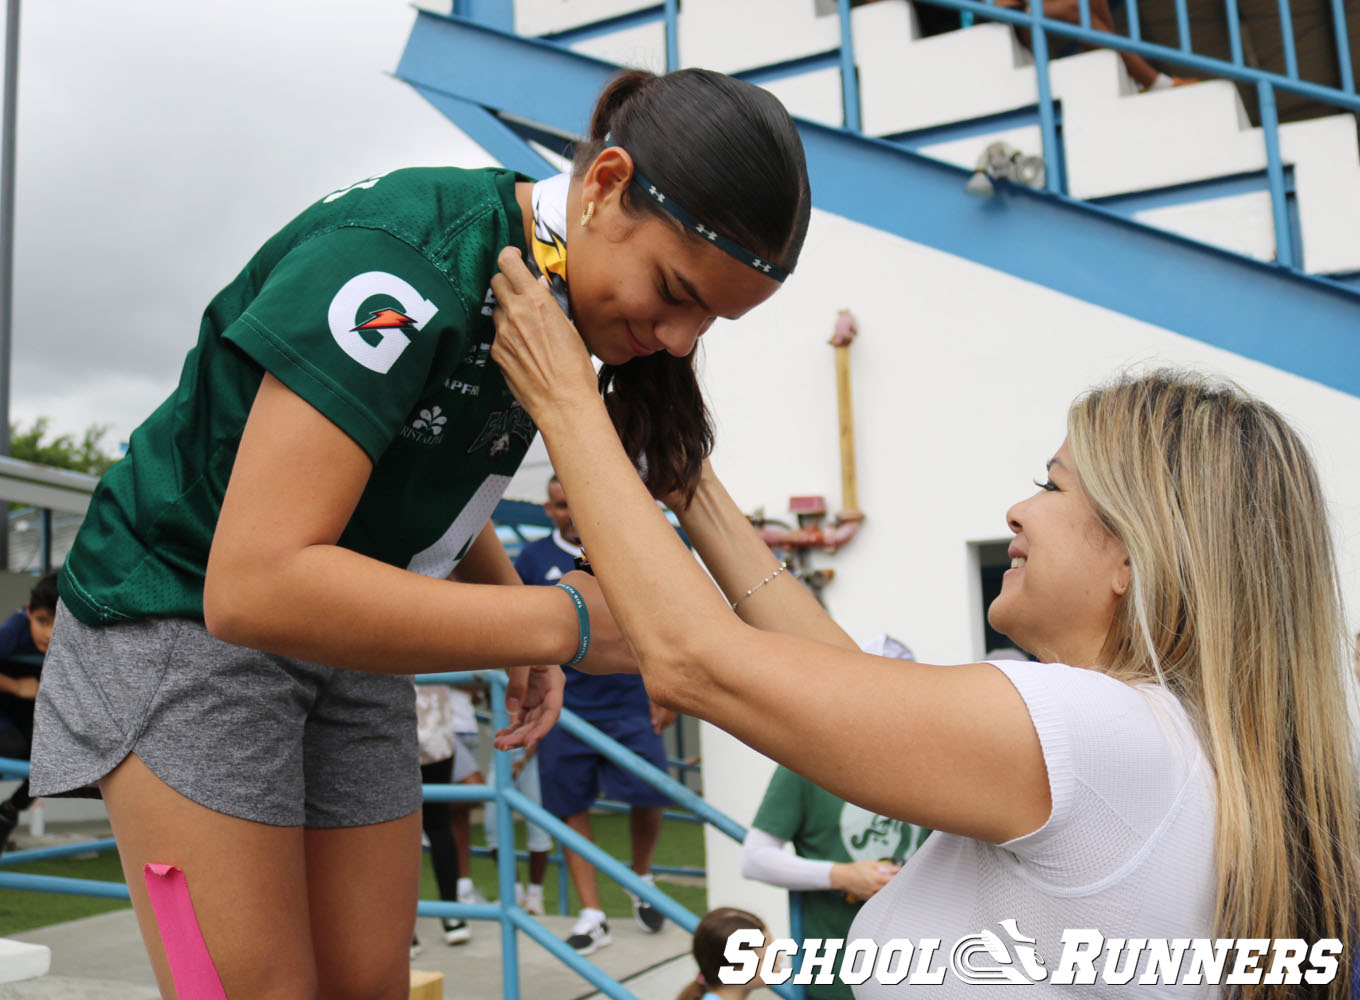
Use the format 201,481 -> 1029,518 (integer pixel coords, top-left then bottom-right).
848,660 -> 1218,996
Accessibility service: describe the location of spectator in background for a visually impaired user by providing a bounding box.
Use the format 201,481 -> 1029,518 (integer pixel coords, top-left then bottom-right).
412,682 -> 476,953
995,0 -> 1189,90
514,474 -> 674,955
675,906 -> 773,1000
0,572 -> 58,855
447,682 -> 488,908
482,736 -> 551,916
740,634 -> 930,1000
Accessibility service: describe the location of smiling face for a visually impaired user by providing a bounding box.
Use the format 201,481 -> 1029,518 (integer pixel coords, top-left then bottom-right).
987,439 -> 1131,666
564,148 -> 782,366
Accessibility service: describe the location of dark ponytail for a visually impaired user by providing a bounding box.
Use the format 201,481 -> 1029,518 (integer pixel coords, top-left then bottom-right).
575,69 -> 811,503
676,907 -> 768,1000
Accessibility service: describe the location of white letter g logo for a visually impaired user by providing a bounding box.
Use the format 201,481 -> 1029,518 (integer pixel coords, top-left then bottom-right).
328,271 -> 438,374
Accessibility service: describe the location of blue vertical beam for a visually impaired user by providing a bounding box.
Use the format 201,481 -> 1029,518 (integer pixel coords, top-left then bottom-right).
836,0 -> 862,131
1173,0 -> 1193,50
1225,0 -> 1245,65
1275,0 -> 1299,78
1029,3 -> 1063,192
1329,0 -> 1354,93
664,0 -> 679,71
452,0 -> 514,31
1257,80 -> 1297,268
1126,0 -> 1142,42
491,677 -> 521,1000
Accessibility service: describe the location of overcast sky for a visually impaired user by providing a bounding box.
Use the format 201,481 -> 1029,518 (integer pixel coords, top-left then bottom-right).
7,0 -> 497,446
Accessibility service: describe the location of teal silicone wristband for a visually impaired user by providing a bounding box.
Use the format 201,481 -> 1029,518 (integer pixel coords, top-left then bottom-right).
556,582 -> 591,667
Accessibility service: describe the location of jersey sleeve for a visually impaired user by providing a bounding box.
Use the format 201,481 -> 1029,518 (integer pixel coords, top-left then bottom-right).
751,764 -> 808,842
992,660 -> 1199,889
224,226 -> 470,462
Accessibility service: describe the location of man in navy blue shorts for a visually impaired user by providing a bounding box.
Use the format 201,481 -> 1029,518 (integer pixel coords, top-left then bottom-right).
514,475 -> 674,955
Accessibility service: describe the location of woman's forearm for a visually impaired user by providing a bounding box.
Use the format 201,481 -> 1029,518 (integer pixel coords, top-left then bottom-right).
533,397 -> 740,703
676,464 -> 858,650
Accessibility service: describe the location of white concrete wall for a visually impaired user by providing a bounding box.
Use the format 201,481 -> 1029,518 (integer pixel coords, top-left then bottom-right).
695,205 -> 1360,928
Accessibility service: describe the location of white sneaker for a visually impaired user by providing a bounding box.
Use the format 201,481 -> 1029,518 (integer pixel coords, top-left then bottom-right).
457,884 -> 487,906
565,909 -> 611,955
442,918 -> 471,945
523,885 -> 546,916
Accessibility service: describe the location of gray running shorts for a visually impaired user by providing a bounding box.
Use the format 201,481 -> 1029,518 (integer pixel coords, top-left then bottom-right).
30,601 -> 420,828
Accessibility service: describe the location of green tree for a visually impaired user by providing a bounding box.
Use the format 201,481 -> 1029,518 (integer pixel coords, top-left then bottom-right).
9,417 -> 121,477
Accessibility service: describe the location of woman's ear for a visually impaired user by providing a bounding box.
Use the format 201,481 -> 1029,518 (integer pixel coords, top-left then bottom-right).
1112,556 -> 1131,598
580,146 -> 635,218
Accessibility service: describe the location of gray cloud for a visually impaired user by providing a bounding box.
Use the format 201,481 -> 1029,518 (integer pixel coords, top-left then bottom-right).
9,0 -> 492,443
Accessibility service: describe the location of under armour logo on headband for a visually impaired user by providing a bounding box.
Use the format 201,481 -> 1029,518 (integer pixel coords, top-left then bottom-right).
601,133 -> 790,282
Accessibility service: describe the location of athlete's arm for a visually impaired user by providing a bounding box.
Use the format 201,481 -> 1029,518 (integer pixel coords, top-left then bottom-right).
446,521 -> 567,747
204,374 -> 617,694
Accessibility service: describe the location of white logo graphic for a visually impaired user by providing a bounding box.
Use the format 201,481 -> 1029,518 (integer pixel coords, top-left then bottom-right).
323,174 -> 386,203
412,406 -> 447,436
951,919 -> 1048,985
328,271 -> 438,373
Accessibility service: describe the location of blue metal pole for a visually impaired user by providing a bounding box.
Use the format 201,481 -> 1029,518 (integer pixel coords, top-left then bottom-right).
1275,0 -> 1299,78
1328,0 -> 1353,93
1077,0 -> 1092,32
491,676 -> 521,1000
1125,0 -> 1141,42
1256,80 -> 1297,269
0,837 -> 117,865
506,906 -> 637,999
558,709 -> 746,843
0,754 -> 29,776
1173,0 -> 1193,51
836,0 -> 862,132
664,0 -> 679,71
1029,2 -> 1063,193
1224,0 -> 1245,65
503,787 -> 701,933
0,871 -> 129,899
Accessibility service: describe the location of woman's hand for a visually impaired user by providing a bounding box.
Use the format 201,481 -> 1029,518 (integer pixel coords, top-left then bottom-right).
490,247 -> 598,421
829,858 -> 902,901
494,663 -> 564,750
560,570 -> 639,676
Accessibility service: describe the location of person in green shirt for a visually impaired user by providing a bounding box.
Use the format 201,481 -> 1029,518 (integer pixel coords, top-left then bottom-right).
30,67 -> 811,999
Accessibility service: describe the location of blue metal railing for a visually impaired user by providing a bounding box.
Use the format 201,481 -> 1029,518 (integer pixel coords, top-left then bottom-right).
515,0 -> 1357,275
0,671 -> 783,999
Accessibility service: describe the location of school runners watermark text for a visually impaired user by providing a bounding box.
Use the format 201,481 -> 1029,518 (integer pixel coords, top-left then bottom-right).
721,921 -> 1344,987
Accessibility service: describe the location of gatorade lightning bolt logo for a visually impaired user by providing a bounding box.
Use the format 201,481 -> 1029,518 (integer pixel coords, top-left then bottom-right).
352,308 -> 417,334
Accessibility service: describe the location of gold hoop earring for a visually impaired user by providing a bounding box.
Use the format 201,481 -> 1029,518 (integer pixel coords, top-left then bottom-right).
580,202 -> 595,227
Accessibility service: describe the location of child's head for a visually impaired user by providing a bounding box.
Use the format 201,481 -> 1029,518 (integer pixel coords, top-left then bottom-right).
26,571 -> 58,653
678,906 -> 768,1000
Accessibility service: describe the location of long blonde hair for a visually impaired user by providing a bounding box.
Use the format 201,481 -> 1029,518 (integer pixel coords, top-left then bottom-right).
1068,370 -> 1358,999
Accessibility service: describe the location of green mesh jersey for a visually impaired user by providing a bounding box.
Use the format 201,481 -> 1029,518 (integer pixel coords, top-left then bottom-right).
61,167 -> 536,625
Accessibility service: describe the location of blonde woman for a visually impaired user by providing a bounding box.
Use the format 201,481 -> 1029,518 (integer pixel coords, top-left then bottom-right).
487,267 -> 1358,1000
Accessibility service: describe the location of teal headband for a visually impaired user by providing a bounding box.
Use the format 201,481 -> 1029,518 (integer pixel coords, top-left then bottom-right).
603,134 -> 790,283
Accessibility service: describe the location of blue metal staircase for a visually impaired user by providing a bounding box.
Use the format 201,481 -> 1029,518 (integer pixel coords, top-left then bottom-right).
396,5 -> 1360,399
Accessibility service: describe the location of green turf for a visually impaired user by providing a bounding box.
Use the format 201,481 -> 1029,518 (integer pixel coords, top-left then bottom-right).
1,849 -> 131,935
2,810 -> 708,935
451,809 -> 708,921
